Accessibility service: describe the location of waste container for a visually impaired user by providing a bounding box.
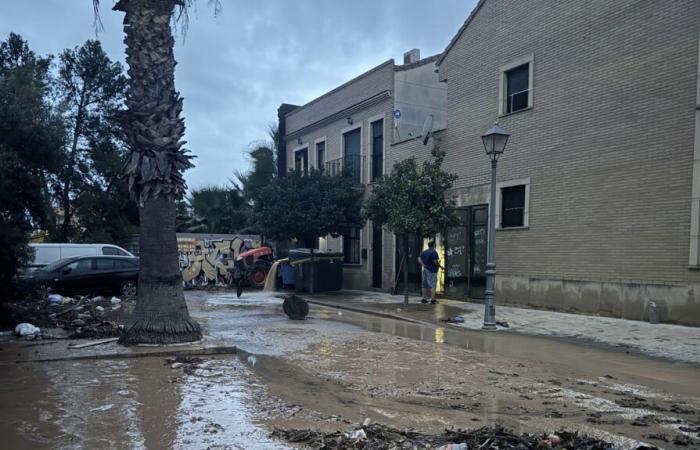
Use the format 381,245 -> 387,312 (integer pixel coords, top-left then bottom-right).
288,249 -> 343,292
280,262 -> 295,287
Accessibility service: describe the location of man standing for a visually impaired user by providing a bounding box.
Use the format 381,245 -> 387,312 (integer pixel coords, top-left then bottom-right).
418,241 -> 441,304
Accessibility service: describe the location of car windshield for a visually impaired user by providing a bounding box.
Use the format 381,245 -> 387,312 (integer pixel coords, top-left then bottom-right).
40,258 -> 77,273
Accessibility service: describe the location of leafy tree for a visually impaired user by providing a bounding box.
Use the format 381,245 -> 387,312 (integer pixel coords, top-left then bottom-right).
51,40 -> 127,241
363,146 -> 458,305
184,185 -> 248,234
255,168 -> 364,292
0,33 -> 63,295
101,0 -> 205,345
237,143 -> 276,206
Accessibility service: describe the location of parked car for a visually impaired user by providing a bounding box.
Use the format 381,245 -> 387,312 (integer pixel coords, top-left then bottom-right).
28,243 -> 135,271
20,256 -> 139,299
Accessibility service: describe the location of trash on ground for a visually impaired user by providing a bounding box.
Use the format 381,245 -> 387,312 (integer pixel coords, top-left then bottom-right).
15,323 -> 41,336
437,443 -> 468,450
344,429 -> 366,440
47,294 -> 63,304
272,423 -> 644,450
496,320 -> 510,328
442,315 -> 465,323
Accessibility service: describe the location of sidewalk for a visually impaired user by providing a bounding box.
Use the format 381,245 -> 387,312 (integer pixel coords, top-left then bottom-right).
303,290 -> 700,365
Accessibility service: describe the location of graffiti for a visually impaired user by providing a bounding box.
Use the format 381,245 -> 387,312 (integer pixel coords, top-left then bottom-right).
176,234 -> 259,286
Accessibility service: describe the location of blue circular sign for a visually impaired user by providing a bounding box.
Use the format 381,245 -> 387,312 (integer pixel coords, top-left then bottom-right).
394,109 -> 401,119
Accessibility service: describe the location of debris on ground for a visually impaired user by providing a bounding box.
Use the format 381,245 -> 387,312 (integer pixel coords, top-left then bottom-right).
165,356 -> 205,375
442,316 -> 465,323
14,323 -> 41,337
1,294 -> 135,339
271,423 -> 650,450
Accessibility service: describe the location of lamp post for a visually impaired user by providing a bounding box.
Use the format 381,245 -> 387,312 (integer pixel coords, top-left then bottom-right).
481,122 -> 510,330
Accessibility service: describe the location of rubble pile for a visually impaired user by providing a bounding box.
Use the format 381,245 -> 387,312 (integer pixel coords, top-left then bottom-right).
1,294 -> 134,339
272,423 -> 656,450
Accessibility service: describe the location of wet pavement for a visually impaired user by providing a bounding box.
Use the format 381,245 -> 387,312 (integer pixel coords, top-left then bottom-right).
305,290 -> 700,364
0,290 -> 698,449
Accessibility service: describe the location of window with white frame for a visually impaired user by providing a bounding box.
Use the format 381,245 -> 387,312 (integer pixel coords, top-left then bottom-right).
499,55 -> 534,115
496,178 -> 530,229
316,140 -> 325,172
294,147 -> 308,173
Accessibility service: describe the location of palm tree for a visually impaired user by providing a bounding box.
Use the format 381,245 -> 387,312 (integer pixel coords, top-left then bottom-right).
98,0 -> 204,345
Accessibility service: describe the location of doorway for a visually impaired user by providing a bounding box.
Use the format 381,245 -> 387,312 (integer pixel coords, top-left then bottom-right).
394,233 -> 422,293
444,205 -> 488,299
372,224 -> 382,288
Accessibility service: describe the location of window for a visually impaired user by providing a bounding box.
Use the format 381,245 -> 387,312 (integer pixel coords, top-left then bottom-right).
505,64 -> 529,114
343,228 -> 361,264
102,246 -> 128,256
371,120 -> 383,182
96,259 -> 115,270
294,148 -> 308,173
499,55 -> 534,116
316,141 -> 325,172
63,258 -> 92,272
343,127 -> 362,183
501,185 -> 526,228
115,259 -> 137,269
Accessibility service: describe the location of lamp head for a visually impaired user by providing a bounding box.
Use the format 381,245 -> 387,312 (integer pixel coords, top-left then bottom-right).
481,122 -> 510,161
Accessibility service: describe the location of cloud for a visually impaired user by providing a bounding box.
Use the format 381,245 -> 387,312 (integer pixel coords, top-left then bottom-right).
0,0 -> 474,190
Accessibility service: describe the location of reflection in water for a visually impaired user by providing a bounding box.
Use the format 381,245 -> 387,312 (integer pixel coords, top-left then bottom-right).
434,327 -> 445,344
133,356 -> 180,450
0,357 -> 289,450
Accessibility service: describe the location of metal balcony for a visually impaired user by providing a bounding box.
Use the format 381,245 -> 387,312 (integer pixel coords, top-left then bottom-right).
324,154 -> 364,184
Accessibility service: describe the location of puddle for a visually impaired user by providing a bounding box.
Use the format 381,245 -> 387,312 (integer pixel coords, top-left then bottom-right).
310,306 -> 700,398
0,356 -> 290,450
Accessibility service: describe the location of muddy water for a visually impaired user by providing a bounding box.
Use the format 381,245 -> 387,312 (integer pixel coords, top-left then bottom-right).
311,307 -> 700,398
1,291 -> 698,449
0,356 -> 289,450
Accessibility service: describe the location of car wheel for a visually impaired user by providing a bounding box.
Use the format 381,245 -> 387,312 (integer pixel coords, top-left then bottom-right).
121,280 -> 137,299
36,284 -> 51,301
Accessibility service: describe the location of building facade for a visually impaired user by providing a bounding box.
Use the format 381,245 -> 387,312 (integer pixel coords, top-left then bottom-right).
434,0 -> 700,325
278,51 -> 445,292
280,0 -> 700,326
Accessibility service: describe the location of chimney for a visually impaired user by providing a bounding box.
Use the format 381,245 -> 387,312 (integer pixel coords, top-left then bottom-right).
403,48 -> 420,65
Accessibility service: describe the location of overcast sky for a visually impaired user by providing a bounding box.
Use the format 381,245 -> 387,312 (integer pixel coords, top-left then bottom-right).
1,0 -> 475,191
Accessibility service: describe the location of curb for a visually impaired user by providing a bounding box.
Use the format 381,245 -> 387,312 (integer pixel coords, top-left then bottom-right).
10,345 -> 238,364
301,297 -> 434,327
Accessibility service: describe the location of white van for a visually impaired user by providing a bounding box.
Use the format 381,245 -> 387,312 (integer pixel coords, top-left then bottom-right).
29,243 -> 135,269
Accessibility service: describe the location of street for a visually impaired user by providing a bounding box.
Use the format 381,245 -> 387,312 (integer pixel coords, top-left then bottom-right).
1,290 -> 698,449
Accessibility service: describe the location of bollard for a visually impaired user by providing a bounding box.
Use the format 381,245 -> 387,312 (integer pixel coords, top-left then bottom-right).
648,301 -> 658,324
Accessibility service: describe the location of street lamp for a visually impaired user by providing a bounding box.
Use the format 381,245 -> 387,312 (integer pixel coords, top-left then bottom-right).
481,122 -> 510,330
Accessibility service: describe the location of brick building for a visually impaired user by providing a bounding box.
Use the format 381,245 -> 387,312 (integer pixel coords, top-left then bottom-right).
280,0 -> 700,325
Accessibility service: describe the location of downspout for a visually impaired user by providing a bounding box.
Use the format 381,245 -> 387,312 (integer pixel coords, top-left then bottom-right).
688,27 -> 700,266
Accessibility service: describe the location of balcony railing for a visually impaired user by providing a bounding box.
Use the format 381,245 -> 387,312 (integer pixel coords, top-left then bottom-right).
325,154 -> 364,184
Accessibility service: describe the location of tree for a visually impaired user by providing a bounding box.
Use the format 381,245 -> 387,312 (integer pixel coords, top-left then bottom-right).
255,168 -> 364,292
184,185 -> 248,234
0,33 -> 63,296
49,40 -> 132,242
105,0 -> 202,345
363,146 -> 458,306
50,40 -> 127,241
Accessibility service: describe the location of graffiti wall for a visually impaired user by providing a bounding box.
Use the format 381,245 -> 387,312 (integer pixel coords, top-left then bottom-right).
177,233 -> 260,286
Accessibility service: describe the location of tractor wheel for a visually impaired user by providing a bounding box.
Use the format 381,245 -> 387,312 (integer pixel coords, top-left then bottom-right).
248,265 -> 269,289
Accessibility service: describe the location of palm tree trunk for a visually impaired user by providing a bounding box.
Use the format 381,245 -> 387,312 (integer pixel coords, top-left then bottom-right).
114,0 -> 201,345
121,197 -> 200,344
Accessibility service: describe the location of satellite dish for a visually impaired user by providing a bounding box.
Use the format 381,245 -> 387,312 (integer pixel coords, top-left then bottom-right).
421,114 -> 434,145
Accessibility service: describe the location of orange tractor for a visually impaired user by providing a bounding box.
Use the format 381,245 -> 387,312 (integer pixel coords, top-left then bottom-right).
228,246 -> 273,290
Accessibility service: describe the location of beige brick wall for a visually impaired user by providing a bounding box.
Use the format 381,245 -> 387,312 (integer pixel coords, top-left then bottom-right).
438,0 -> 700,287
